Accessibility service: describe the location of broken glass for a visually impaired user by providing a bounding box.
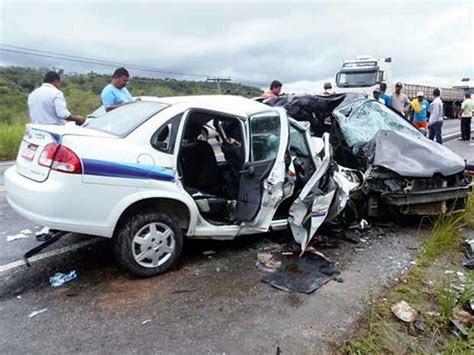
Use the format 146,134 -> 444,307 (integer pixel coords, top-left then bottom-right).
335,101 -> 422,153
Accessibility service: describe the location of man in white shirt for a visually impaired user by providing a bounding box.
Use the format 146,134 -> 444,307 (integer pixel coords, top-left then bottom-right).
459,93 -> 474,141
28,71 -> 84,125
428,88 -> 443,144
391,82 -> 411,117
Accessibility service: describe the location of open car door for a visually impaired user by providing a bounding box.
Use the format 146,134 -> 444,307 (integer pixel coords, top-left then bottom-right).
237,109 -> 289,232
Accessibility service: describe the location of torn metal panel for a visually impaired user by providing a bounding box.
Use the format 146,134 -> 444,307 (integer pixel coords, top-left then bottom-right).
368,130 -> 466,178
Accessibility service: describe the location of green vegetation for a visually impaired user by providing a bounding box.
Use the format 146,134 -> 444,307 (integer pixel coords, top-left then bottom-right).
342,201 -> 474,354
0,66 -> 262,160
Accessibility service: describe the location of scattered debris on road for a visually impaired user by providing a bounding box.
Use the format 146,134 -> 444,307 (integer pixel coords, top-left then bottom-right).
172,288 -> 197,294
261,254 -> 340,294
141,319 -> 152,325
28,308 -> 47,318
391,301 -> 417,323
6,232 -> 31,242
202,250 -> 216,256
35,227 -> 51,242
49,270 -> 78,287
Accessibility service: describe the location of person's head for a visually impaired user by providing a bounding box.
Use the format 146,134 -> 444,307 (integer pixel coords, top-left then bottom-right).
43,71 -> 61,89
433,88 -> 440,97
417,91 -> 424,102
380,83 -> 387,93
269,80 -> 282,96
395,82 -> 403,94
466,93 -> 471,99
373,88 -> 380,100
324,81 -> 332,90
111,67 -> 130,89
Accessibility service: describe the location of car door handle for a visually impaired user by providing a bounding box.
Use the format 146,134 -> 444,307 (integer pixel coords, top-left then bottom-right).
239,166 -> 255,176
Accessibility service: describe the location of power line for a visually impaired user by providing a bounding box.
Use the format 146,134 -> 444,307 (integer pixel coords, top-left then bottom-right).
0,43 -> 264,88
0,46 -> 208,78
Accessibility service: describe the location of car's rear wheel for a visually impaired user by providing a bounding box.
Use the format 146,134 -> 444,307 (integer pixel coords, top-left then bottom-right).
114,211 -> 183,277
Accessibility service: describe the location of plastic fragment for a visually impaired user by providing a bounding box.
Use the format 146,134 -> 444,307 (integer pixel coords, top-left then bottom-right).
49,270 -> 78,287
28,308 -> 47,318
202,250 -> 216,256
391,301 -> 417,323
141,319 -> 151,325
6,233 -> 31,242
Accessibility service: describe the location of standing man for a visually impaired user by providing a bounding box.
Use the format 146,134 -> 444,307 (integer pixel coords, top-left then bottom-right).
101,67 -> 133,112
379,83 -> 392,107
459,93 -> 474,141
428,88 -> 443,144
322,81 -> 335,95
262,80 -> 282,98
372,88 -> 385,104
28,71 -> 85,125
410,91 -> 430,131
391,82 -> 410,117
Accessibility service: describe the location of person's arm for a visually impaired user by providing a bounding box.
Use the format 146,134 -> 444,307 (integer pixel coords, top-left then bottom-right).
53,93 -> 85,125
459,101 -> 466,118
101,87 -> 122,112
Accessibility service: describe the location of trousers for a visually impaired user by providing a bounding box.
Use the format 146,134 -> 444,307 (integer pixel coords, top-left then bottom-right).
429,121 -> 443,144
461,117 -> 471,140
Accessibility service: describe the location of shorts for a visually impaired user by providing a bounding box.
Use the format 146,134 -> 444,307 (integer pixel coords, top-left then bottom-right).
413,121 -> 428,129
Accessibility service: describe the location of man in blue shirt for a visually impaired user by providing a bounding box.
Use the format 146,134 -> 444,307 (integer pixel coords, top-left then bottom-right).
410,91 -> 430,132
101,67 -> 133,112
379,83 -> 392,107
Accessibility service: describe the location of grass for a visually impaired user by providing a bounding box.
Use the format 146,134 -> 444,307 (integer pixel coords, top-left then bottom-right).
342,197 -> 474,354
0,122 -> 24,160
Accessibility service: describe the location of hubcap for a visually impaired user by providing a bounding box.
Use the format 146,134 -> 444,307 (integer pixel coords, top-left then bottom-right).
132,222 -> 176,268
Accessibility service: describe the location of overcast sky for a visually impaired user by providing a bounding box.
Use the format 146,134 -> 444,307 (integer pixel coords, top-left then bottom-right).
0,0 -> 473,93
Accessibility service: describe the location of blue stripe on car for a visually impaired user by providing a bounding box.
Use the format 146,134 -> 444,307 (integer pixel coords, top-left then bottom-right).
82,159 -> 175,182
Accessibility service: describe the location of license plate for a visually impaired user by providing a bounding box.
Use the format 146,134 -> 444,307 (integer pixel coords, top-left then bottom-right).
22,144 -> 38,161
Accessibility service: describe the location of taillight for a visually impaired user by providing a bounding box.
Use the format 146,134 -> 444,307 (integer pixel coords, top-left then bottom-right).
38,143 -> 60,167
38,143 -> 82,174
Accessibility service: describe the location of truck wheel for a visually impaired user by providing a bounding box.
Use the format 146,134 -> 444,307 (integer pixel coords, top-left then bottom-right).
114,211 -> 183,277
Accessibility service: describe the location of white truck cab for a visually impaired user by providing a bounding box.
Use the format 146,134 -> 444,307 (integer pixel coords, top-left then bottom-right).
335,55 -> 393,95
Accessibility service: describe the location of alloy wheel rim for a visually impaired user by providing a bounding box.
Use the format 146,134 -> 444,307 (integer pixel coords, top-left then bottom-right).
132,222 -> 176,268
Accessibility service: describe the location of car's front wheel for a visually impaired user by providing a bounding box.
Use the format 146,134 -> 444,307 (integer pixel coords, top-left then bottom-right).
114,211 -> 183,277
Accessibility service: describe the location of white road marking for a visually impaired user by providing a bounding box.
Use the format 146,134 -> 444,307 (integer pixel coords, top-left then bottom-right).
0,161 -> 15,166
0,238 -> 98,273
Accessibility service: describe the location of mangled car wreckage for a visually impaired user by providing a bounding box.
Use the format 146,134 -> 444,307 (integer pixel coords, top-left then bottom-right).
5,96 -> 363,276
264,93 -> 472,218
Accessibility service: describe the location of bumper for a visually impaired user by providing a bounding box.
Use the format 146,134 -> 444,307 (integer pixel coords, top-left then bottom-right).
380,185 -> 472,214
5,167 -> 115,237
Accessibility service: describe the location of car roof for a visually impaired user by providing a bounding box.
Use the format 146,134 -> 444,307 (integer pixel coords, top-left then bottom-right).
155,95 -> 273,118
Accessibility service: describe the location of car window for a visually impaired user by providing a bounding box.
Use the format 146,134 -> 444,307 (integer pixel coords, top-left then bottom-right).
150,113 -> 182,154
289,125 -> 310,157
336,100 -> 423,152
249,112 -> 280,161
85,101 -> 168,137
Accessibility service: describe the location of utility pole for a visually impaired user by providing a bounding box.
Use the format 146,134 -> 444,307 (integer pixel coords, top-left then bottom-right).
206,77 -> 231,94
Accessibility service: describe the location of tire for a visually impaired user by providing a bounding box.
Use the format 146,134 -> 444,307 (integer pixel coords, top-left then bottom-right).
113,211 -> 183,277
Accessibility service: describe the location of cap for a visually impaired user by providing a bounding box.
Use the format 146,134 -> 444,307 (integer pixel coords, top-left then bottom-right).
416,91 -> 424,97
395,82 -> 403,87
323,81 -> 332,90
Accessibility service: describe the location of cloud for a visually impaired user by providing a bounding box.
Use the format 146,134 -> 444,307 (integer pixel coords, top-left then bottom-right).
0,0 -> 472,90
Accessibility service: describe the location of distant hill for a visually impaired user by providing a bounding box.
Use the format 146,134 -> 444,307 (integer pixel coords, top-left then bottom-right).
0,66 -> 262,124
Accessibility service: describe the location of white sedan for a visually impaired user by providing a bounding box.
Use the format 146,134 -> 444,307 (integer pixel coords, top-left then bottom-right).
5,95 -> 361,276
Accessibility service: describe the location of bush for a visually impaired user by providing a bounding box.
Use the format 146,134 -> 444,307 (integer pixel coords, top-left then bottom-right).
0,123 -> 25,160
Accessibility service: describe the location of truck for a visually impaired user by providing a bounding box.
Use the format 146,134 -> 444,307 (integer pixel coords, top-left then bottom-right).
334,55 -> 465,118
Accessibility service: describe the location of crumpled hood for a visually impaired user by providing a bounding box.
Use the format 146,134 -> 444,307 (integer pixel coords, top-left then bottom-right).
366,130 -> 466,177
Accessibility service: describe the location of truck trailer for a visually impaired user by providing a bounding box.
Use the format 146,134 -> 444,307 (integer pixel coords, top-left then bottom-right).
335,55 -> 465,118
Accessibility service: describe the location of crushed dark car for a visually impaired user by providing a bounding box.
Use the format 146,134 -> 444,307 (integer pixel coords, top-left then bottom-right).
263,94 -> 472,218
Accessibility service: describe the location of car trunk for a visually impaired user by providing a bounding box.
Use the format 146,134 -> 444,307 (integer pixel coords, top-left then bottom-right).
16,124 -> 116,182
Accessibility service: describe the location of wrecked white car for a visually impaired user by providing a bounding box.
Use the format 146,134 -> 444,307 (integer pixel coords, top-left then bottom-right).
265,94 -> 472,218
5,96 -> 362,276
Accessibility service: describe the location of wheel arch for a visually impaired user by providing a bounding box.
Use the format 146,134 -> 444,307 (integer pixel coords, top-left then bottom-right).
113,196 -> 197,238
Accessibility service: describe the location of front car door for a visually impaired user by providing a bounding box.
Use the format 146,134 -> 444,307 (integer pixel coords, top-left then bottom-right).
237,109 -> 289,232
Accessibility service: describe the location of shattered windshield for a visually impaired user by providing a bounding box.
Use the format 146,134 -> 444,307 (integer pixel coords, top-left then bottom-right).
335,100 -> 423,152
337,71 -> 377,87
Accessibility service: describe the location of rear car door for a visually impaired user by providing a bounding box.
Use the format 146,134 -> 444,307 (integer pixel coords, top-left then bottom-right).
237,109 -> 289,231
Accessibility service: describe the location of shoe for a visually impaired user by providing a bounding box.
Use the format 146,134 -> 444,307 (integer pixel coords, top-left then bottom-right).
458,138 -> 467,141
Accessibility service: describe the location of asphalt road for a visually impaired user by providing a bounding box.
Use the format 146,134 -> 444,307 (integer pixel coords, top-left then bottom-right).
0,127 -> 472,353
